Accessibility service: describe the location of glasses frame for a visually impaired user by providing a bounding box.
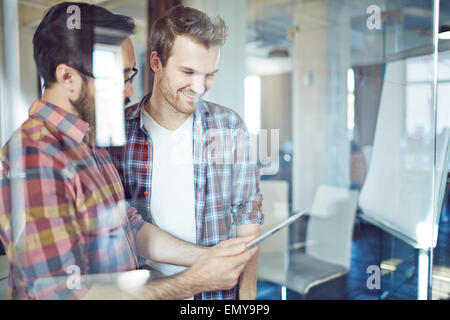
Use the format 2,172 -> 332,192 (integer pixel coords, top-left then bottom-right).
77,68 -> 95,80
124,67 -> 138,89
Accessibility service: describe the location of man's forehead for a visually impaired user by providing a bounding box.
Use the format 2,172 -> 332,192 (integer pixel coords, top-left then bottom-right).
171,35 -> 219,52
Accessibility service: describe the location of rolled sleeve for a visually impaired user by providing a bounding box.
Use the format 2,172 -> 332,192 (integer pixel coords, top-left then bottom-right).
233,193 -> 264,225
231,117 -> 264,226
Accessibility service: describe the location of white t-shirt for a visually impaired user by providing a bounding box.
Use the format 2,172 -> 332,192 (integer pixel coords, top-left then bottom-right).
142,109 -> 197,282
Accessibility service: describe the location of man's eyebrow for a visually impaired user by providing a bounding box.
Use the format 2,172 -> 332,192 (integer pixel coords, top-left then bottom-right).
180,66 -> 219,75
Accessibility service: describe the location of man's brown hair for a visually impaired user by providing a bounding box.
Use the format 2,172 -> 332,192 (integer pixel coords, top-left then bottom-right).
149,5 -> 228,68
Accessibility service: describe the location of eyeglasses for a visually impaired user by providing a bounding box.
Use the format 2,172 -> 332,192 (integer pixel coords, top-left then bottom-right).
124,67 -> 138,89
77,66 -> 138,89
78,69 -> 95,80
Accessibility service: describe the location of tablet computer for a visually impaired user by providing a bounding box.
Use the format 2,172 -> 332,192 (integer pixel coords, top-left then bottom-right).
246,208 -> 307,249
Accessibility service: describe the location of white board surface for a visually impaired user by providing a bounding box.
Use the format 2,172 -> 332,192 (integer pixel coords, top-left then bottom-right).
359,55 -> 449,250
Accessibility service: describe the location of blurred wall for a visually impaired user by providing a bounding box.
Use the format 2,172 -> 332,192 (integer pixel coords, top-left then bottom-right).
292,0 -> 351,211
261,73 -> 292,145
184,0 -> 247,118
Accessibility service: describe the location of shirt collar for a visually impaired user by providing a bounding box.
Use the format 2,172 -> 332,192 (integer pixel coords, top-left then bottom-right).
123,93 -> 150,131
29,100 -> 90,144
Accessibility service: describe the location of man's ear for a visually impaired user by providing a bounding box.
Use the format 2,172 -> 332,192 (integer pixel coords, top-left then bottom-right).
54,64 -> 79,96
149,51 -> 162,73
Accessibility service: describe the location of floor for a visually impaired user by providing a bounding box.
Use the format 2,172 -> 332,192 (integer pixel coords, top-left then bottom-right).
256,204 -> 450,300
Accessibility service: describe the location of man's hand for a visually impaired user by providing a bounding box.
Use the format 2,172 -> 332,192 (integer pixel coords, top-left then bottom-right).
131,237 -> 259,300
82,237 -> 258,300
183,237 -> 259,294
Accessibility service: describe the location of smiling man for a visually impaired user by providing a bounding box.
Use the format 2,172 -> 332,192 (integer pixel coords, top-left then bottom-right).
108,5 -> 263,300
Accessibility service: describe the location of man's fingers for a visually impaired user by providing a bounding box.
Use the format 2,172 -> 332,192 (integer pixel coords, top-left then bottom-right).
236,246 -> 259,265
238,235 -> 257,244
215,243 -> 246,257
228,248 -> 258,281
212,236 -> 259,257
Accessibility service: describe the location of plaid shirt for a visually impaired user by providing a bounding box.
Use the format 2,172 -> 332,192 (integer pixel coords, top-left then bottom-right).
108,93 -> 264,300
0,101 -> 144,299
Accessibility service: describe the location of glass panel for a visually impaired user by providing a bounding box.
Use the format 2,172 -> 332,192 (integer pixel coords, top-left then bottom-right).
432,33 -> 450,300
0,0 -> 448,301
0,0 -> 150,300
0,0 -> 4,146
248,0 -> 449,300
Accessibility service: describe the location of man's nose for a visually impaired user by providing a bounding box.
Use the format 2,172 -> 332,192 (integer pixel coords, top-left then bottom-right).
124,83 -> 134,99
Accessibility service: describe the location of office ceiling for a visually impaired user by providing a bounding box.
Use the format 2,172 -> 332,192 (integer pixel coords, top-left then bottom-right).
245,0 -> 373,59
245,0 -> 450,60
17,0 -> 450,62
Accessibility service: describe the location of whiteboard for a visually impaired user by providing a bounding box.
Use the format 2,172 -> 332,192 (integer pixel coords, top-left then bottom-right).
359,54 -> 450,250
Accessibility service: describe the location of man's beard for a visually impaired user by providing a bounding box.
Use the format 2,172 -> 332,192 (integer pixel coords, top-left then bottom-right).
70,81 -> 95,128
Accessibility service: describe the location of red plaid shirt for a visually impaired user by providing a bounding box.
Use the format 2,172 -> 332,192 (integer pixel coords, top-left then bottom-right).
0,100 -> 144,299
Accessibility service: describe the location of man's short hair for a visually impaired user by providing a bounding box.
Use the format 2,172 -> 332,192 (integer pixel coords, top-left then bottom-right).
33,1 -> 135,88
149,5 -> 228,68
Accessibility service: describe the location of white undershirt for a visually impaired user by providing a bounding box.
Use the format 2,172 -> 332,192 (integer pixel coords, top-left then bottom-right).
142,109 -> 197,285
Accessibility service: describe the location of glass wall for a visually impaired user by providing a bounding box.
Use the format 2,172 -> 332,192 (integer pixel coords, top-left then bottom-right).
0,0 -> 151,300
245,0 -> 449,300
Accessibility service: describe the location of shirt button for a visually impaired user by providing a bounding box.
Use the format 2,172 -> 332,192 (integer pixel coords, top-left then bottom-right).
146,164 -> 150,170
145,141 -> 149,145
144,191 -> 149,196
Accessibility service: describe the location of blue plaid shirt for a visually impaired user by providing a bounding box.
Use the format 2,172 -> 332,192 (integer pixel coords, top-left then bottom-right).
108,93 -> 263,300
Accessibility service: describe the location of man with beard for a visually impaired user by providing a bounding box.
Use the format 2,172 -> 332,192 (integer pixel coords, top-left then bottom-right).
0,2 -> 258,300
108,6 -> 263,300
